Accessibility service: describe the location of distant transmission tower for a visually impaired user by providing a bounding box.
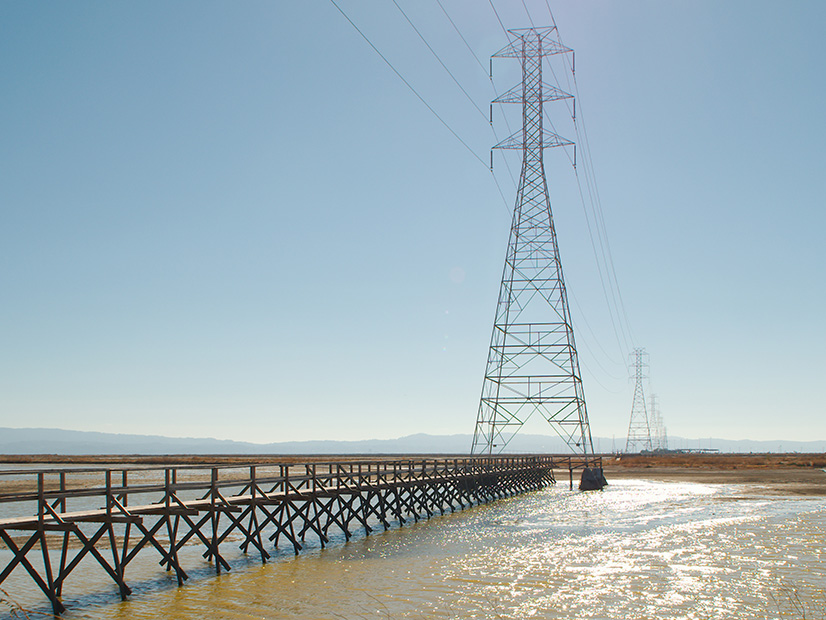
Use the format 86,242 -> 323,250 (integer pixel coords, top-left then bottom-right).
471,27 -> 595,456
625,348 -> 652,452
649,393 -> 668,451
649,393 -> 661,450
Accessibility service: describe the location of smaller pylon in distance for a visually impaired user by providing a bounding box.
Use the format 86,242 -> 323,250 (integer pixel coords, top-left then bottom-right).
649,393 -> 668,451
625,348 -> 652,453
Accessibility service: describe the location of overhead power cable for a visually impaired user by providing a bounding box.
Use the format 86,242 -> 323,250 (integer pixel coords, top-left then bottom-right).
567,286 -> 626,381
391,0 -> 488,122
488,0 -> 508,35
541,3 -> 636,357
521,0 -> 537,28
435,0 -> 488,75
329,0 -> 515,212
544,0 -> 558,29
433,0 -> 518,192
328,0 -> 487,169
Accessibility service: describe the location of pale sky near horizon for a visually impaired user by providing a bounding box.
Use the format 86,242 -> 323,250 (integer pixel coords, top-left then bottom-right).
1,1 -> 824,446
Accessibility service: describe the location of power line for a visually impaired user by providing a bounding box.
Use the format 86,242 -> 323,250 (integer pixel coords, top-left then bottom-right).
328,0 -> 488,169
473,1 -> 525,193
331,0 -> 515,214
415,0 -> 518,203
573,163 -> 631,360
539,2 -> 637,356
544,0 -> 559,30
391,0 -> 488,122
488,0 -> 508,35
568,76 -> 637,353
432,0 -> 519,193
568,286 -> 626,381
521,0 -> 537,28
435,0 -> 488,75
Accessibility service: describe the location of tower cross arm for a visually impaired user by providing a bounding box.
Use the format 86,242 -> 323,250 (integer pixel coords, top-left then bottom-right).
493,129 -> 574,150
493,82 -> 573,105
492,32 -> 572,59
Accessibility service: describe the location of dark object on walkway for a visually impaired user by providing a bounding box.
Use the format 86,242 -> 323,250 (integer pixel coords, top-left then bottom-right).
579,467 -> 608,491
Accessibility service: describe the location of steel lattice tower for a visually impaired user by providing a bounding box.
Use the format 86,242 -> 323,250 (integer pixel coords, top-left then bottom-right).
471,27 -> 595,456
649,393 -> 669,451
625,348 -> 652,453
649,393 -> 661,450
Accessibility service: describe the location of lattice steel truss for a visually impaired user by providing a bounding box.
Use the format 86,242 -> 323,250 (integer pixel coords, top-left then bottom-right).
649,393 -> 668,451
471,27 -> 595,456
625,348 -> 652,452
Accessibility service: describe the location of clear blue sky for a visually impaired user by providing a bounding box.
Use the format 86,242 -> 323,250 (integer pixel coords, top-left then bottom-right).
1,1 -> 824,444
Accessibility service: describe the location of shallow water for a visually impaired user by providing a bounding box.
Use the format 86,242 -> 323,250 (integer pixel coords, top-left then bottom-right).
2,479 -> 824,619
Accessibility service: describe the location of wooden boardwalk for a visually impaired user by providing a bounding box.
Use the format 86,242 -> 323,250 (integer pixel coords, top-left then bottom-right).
0,455 -> 600,614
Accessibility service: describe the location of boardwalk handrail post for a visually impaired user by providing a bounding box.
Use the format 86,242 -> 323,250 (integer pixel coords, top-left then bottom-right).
105,469 -> 112,517
59,471 -> 66,512
164,468 -> 171,509
37,472 -> 44,525
311,463 -> 317,494
210,467 -> 220,573
36,471 -> 62,613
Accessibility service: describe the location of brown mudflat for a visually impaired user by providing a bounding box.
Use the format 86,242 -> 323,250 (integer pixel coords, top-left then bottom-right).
1,452 -> 825,495
603,453 -> 826,496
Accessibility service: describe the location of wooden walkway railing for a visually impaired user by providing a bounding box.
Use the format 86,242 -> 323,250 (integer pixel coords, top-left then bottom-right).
0,454 -> 601,614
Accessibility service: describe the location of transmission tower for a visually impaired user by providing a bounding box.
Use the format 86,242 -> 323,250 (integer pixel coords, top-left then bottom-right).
625,348 -> 652,453
649,393 -> 661,450
471,27 -> 595,456
649,393 -> 668,451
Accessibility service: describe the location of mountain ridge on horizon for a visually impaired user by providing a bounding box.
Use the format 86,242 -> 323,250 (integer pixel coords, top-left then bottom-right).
1,427 -> 824,455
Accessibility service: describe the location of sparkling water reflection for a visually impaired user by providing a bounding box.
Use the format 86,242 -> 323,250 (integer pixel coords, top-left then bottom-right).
3,479 -> 824,619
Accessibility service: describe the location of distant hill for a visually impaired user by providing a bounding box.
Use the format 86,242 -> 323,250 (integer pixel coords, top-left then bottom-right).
0,427 -> 824,455
0,427 -> 568,455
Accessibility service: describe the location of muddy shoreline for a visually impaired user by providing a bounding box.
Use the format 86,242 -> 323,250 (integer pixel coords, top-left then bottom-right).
602,465 -> 826,496
600,453 -> 826,496
1,453 -> 824,495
